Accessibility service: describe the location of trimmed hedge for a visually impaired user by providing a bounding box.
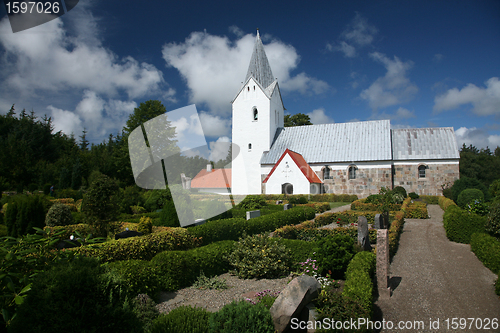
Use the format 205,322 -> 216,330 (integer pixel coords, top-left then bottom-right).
470,233 -> 500,274
342,251 -> 376,317
106,240 -> 235,297
72,228 -> 200,262
188,207 -> 315,246
438,196 -> 457,211
296,202 -> 330,213
350,199 -> 401,212
278,239 -> 318,270
442,206 -> 487,244
150,306 -> 210,333
261,193 -> 357,203
389,211 -> 405,258
401,198 -> 428,219
420,195 -> 439,204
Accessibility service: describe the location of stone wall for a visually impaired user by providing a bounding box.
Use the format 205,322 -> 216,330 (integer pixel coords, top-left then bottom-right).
393,163 -> 459,196
321,167 -> 392,198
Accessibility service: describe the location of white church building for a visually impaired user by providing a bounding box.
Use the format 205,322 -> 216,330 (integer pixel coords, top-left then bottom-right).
194,31 -> 460,197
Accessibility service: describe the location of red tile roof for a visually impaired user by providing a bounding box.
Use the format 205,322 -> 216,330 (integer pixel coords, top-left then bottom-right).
263,149 -> 323,184
191,169 -> 232,188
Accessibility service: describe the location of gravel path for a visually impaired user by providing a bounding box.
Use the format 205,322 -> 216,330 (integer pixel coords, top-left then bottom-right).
156,272 -> 291,314
375,205 -> 500,333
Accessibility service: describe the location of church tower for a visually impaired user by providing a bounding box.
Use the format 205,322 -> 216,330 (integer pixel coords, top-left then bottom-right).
231,30 -> 285,195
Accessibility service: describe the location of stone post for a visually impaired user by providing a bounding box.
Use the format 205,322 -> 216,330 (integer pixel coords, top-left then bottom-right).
377,229 -> 391,298
374,214 -> 381,229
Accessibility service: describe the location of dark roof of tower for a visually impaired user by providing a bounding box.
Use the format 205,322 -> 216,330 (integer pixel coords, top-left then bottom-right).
245,30 -> 275,89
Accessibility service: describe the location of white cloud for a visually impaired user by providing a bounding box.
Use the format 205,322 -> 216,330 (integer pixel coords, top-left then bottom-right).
360,52 -> 418,109
209,136 -> 231,162
328,13 -> 378,58
370,107 -> 415,121
47,91 -> 137,140
455,126 -> 500,149
199,112 -> 231,137
162,29 -> 330,115
307,108 -> 334,124
433,77 -> 500,116
0,15 -> 166,100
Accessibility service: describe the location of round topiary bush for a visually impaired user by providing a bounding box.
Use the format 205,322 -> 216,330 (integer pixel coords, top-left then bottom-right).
486,202 -> 500,238
457,188 -> 484,209
45,203 -> 74,227
392,186 -> 407,199
237,195 -> 267,210
451,177 -> 489,203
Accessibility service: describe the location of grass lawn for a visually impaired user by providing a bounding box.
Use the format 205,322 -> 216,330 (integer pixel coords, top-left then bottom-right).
329,202 -> 350,209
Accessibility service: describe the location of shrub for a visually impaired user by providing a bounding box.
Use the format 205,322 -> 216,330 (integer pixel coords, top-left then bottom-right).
237,195 -> 268,210
105,259 -> 163,298
5,195 -> 46,237
466,200 -> 489,216
8,257 -> 143,333
438,196 -> 457,211
457,188 -> 484,209
81,174 -> 120,237
343,251 -> 376,317
188,207 -> 315,246
73,228 -> 200,262
489,179 -> 500,200
229,234 -> 292,279
150,306 -> 210,333
316,234 -> 357,279
451,177 -> 489,203
278,239 -> 318,271
443,205 -> 487,244
315,289 -> 370,333
403,201 -> 429,219
192,271 -> 228,290
137,216 -> 153,234
132,294 -> 159,332
45,203 -> 74,227
159,200 -> 181,227
208,300 -> 275,333
151,240 -> 235,291
389,211 -> 405,258
131,205 -> 146,215
420,195 -> 440,204
119,185 -> 145,214
470,233 -> 500,274
486,202 -> 500,238
144,188 -> 172,212
364,194 -> 384,205
408,192 -> 419,199
392,186 -> 407,199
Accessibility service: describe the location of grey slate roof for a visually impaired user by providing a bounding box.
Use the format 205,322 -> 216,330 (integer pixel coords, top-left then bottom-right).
245,30 -> 275,89
261,120 -> 392,164
392,127 -> 459,160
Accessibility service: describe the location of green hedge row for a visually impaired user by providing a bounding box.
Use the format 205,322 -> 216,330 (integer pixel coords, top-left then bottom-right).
342,251 -> 376,317
420,195 -> 440,204
261,193 -> 357,203
470,233 -> 500,274
73,228 -> 200,262
188,207 -> 316,246
442,205 -> 486,244
350,199 -> 401,212
105,240 -> 236,298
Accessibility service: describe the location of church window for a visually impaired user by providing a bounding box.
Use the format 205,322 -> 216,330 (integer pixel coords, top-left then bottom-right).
348,165 -> 357,180
253,85 -> 255,90
418,165 -> 427,178
248,143 -> 252,150
253,108 -> 258,120
247,86 -> 249,91
323,166 -> 330,179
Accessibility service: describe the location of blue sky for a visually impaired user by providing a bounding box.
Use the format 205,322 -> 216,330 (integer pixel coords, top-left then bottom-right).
0,0 -> 499,152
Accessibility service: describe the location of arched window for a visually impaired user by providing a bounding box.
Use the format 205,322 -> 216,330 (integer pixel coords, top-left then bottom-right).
348,165 -> 357,180
248,143 -> 252,150
418,165 -> 427,178
253,108 -> 258,120
323,166 -> 330,180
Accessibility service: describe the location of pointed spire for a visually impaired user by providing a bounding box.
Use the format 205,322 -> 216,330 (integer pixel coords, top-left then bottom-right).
245,30 -> 275,89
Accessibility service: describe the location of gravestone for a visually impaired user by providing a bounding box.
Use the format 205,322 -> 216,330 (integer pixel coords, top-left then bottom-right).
246,210 -> 260,220
276,200 -> 283,205
269,275 -> 321,333
357,216 -> 372,251
284,204 -> 293,210
377,229 -> 391,298
374,214 -> 383,229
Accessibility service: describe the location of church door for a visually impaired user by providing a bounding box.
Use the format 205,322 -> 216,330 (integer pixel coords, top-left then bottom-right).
282,183 -> 293,195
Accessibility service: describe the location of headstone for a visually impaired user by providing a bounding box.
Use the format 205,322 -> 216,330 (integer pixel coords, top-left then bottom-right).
56,239 -> 81,249
357,216 -> 371,251
246,210 -> 260,220
115,230 -> 143,240
374,214 -> 382,229
377,229 -> 391,298
269,275 -> 321,333
284,204 -> 293,210
383,211 -> 390,229
276,200 -> 284,205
